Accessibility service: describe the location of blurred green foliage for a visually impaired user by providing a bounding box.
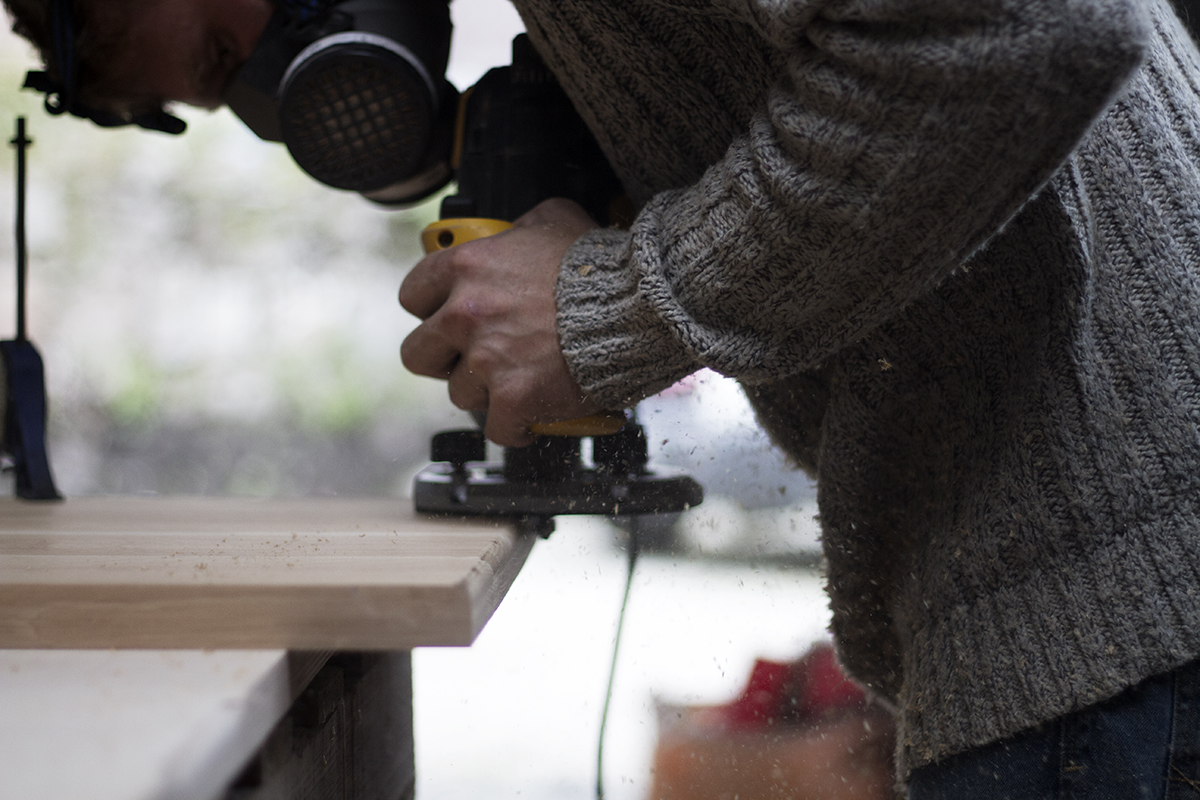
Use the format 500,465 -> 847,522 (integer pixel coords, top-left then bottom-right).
0,28 -> 460,494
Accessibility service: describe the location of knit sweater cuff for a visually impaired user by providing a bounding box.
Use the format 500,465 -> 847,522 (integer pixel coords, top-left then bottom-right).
557,227 -> 697,409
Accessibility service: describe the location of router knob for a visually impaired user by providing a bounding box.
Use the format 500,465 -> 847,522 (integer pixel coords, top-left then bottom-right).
431,429 -> 485,468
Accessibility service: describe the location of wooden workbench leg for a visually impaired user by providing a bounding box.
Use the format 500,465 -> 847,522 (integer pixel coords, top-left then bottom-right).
226,652 -> 415,800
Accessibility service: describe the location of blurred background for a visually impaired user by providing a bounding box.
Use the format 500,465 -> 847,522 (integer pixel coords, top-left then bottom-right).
0,2 -> 832,798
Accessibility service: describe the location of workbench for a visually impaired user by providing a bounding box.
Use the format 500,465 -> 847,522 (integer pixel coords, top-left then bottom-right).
0,497 -> 534,800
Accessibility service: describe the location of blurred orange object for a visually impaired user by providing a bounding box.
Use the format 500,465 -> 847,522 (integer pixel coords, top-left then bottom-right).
648,643 -> 897,800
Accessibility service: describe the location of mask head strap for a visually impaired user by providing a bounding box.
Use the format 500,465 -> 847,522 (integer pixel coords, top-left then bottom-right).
21,0 -> 187,135
282,0 -> 334,23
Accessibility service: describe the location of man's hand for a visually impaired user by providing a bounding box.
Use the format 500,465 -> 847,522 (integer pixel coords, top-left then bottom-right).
399,198 -> 602,447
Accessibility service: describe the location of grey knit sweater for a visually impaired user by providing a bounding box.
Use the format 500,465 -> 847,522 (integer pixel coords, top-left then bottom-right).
509,0 -> 1200,778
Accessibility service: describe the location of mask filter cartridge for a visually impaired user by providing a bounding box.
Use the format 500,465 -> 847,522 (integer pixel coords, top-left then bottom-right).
227,0 -> 455,205
280,33 -> 436,193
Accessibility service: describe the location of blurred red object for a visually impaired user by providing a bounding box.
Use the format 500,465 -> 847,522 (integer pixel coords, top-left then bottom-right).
649,642 -> 897,800
722,644 -> 868,730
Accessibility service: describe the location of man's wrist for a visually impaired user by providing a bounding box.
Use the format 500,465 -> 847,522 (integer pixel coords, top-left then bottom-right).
556,227 -> 696,408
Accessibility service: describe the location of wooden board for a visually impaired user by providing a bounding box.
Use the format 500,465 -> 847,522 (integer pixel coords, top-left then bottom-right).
0,497 -> 533,649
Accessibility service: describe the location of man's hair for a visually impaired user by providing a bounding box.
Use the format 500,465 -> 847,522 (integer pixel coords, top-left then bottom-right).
3,0 -> 159,118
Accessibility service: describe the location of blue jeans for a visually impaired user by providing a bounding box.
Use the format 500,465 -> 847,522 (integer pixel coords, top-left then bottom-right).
907,658 -> 1200,799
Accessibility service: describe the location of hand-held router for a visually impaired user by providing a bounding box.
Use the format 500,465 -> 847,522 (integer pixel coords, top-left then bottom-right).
411,37 -> 700,534
1,117 -> 61,500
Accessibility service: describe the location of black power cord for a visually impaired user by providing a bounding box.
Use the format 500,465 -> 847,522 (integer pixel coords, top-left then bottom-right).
596,516 -> 641,800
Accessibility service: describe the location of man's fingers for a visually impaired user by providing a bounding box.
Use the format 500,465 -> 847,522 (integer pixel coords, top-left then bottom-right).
400,322 -> 460,379
479,379 -> 606,449
447,361 -> 489,412
396,205 -> 602,449
398,250 -> 455,320
482,404 -> 537,448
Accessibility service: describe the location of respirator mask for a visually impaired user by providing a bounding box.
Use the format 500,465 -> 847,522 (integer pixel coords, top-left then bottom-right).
226,0 -> 457,205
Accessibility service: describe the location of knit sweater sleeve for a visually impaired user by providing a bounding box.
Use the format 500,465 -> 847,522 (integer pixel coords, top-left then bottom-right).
552,0 -> 1149,408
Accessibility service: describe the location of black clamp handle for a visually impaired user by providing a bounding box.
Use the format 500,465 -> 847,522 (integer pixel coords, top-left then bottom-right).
1,340 -> 60,499
3,117 -> 61,500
